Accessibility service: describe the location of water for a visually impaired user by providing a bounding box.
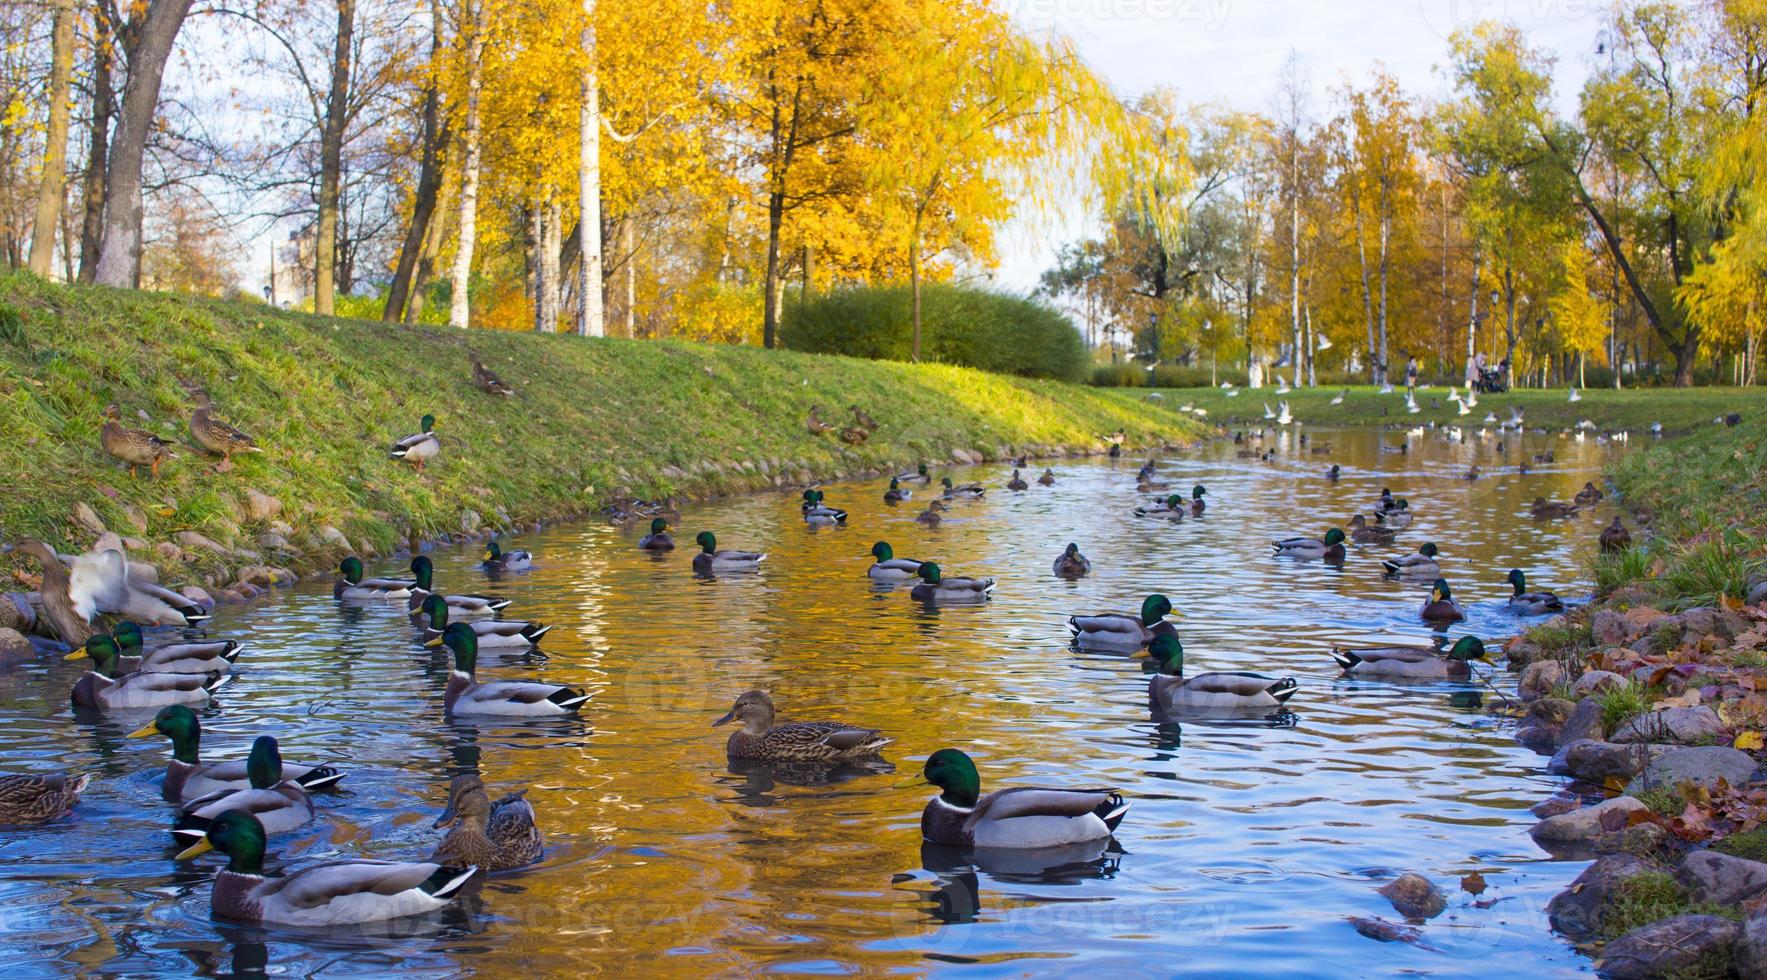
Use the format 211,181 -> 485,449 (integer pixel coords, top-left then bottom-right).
0,426 -> 1626,976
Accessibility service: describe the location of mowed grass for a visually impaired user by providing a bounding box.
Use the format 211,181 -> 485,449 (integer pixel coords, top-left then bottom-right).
0,272 -> 1205,576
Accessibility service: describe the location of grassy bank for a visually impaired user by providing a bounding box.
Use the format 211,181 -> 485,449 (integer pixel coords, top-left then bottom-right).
1115,383 -> 1767,434
0,273 -> 1205,586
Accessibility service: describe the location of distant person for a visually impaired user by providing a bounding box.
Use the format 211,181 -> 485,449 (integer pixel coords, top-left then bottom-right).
1468,351 -> 1486,389
1404,355 -> 1419,396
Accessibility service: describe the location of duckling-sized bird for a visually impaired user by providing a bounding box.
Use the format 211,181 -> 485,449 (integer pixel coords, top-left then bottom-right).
914,502 -> 946,525
1348,515 -> 1396,545
389,414 -> 441,472
172,736 -> 317,845
128,705 -> 343,803
1600,516 -> 1633,553
1530,496 -> 1579,519
71,622 -> 240,674
427,623 -> 588,716
480,539 -> 532,572
867,541 -> 925,581
1133,494 -> 1185,520
1381,542 -> 1441,578
692,531 -> 766,574
1421,578 -> 1466,623
430,774 -> 542,871
714,690 -> 891,762
907,748 -> 1128,849
1329,635 -> 1488,680
187,390 -> 261,459
801,490 -> 847,526
1506,569 -> 1565,615
1052,543 -> 1091,578
941,477 -> 985,499
471,356 -> 516,397
1273,528 -> 1347,561
407,556 -> 509,620
417,595 -> 549,649
68,547 -> 210,625
0,771 -> 89,826
1006,469 -> 1029,491
1575,482 -> 1604,506
883,478 -> 912,504
896,463 -> 931,484
1037,468 -> 1056,486
71,635 -> 227,710
100,404 -> 178,478
333,556 -> 415,600
176,810 -> 477,926
1189,485 -> 1207,516
1146,635 -> 1297,713
7,538 -> 95,645
1067,594 -> 1176,650
638,517 -> 675,549
910,563 -> 994,604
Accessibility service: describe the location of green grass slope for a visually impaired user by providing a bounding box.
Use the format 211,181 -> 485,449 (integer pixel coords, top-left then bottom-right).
0,273 -> 1204,582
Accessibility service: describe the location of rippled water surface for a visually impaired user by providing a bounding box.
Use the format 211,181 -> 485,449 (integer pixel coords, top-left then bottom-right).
0,426 -> 1630,976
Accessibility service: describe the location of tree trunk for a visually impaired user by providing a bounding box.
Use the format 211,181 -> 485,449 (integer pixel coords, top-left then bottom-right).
405,175 -> 453,324
537,192 -> 561,332
575,0 -> 603,337
1375,176 -> 1392,386
622,216 -> 635,338
1352,189 -> 1376,383
448,0 -> 485,329
313,0 -> 355,314
76,0 -> 112,284
28,0 -> 76,276
1288,141 -> 1301,385
93,0 -> 195,287
384,0 -> 446,322
763,188 -> 784,349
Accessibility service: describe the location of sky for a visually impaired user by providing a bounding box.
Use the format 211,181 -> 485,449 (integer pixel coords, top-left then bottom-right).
988,0 -> 1612,292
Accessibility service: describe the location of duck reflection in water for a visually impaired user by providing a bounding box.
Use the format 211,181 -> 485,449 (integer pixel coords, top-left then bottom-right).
905,838 -> 1125,926
722,755 -> 896,805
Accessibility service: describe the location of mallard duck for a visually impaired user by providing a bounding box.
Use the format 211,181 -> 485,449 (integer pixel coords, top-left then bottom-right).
1273,528 -> 1347,560
850,405 -> 878,431
801,490 -> 847,525
1506,569 -> 1565,614
1533,450 -> 1556,464
1600,516 -> 1632,553
1531,497 -> 1579,519
1575,481 -> 1604,506
807,406 -> 834,435
1147,635 -> 1297,713
1329,635 -> 1488,679
868,541 -> 925,581
896,463 -> 931,484
430,774 -> 541,871
390,414 -> 441,472
1326,464 -> 1340,481
427,623 -> 588,715
941,477 -> 985,499
910,563 -> 994,604
692,531 -> 765,574
172,736 -> 316,844
407,556 -> 509,620
6,538 -> 95,645
1037,469 -> 1056,486
1375,500 -> 1413,529
417,594 -> 548,649
1067,594 -> 1176,650
906,749 -> 1128,849
0,771 -> 89,825
638,518 -> 675,550
1133,494 -> 1185,520
1136,476 -> 1172,493
67,547 -> 209,625
1463,465 -> 1482,481
1052,543 -> 1091,578
839,426 -> 868,445
128,705 -> 342,803
1421,578 -> 1466,623
714,690 -> 891,762
883,478 -> 912,504
176,810 -> 477,926
1189,485 -> 1207,516
471,356 -> 515,397
71,637 -> 227,710
1348,515 -> 1397,545
1381,543 -> 1440,578
101,404 -> 177,478
70,622 -> 240,674
914,502 -> 946,525
1375,488 -> 1397,512
1007,470 -> 1029,491
333,556 -> 414,600
480,539 -> 532,572
188,390 -> 261,459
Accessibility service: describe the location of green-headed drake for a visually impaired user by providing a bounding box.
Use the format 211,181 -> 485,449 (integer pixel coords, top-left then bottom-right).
1376,499 -> 1412,528
1134,493 -> 1185,520
638,517 -> 675,550
1189,484 -> 1207,516
1147,635 -> 1297,713
128,704 -> 343,803
430,774 -> 542,872
883,478 -> 912,504
904,748 -> 1128,849
714,690 -> 891,762
390,413 -> 441,472
868,541 -> 926,582
1330,635 -> 1487,680
1067,594 -> 1177,650
1506,569 -> 1565,615
68,620 -> 241,675
1382,543 -> 1440,578
910,562 -> 995,604
407,556 -> 510,620
417,594 -> 549,649
940,477 -> 984,499
427,623 -> 588,716
1052,543 -> 1091,578
692,531 -> 766,574
1273,528 -> 1346,561
1421,578 -> 1466,623
896,463 -> 931,484
172,735 -> 315,845
802,489 -> 848,526
333,556 -> 415,600
71,634 -> 227,710
480,539 -> 532,572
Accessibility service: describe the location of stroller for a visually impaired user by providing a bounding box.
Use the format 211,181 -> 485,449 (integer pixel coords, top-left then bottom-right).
1473,363 -> 1508,394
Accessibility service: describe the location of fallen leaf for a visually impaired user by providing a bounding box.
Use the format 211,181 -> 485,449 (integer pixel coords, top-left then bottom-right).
1461,871 -> 1488,895
1737,731 -> 1765,751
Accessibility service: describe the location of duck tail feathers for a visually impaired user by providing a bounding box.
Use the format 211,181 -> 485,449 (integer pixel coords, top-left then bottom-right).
1329,647 -> 1358,670
1267,677 -> 1300,703
422,864 -> 479,899
1094,793 -> 1130,831
295,766 -> 345,791
548,688 -> 590,710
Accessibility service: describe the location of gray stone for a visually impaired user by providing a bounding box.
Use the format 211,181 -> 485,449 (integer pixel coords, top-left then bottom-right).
315,526 -> 351,549
0,627 -> 32,663
1593,608 -> 1631,646
1592,821 -> 1670,857
1377,873 -> 1446,919
1737,912 -> 1767,979
1560,697 -> 1606,746
1504,639 -> 1545,671
1531,796 -> 1650,844
1570,670 -> 1627,699
1595,915 -> 1739,979
1550,740 -> 1667,783
1677,850 -> 1767,906
1520,659 -> 1567,701
1612,706 -> 1726,746
1677,607 -> 1749,642
1628,746 -> 1759,797
460,509 -> 482,533
72,502 -> 106,535
1546,853 -> 1661,939
244,489 -> 282,522
172,531 -> 230,556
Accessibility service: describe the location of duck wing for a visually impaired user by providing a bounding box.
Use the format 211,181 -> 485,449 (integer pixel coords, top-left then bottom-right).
259,859 -> 474,912
970,787 -> 1120,826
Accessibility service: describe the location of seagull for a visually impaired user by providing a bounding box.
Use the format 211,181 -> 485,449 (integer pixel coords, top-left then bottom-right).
1378,383 -> 1395,394
1650,421 -> 1663,436
1568,387 -> 1582,403
1405,391 -> 1420,414
1220,381 -> 1233,389
1277,401 -> 1293,425
1330,389 -> 1347,405
1484,411 -> 1497,424
1465,389 -> 1478,408
1224,386 -> 1239,398
1193,408 -> 1208,418
1275,375 -> 1292,394
1264,402 -> 1277,420
1457,399 -> 1471,416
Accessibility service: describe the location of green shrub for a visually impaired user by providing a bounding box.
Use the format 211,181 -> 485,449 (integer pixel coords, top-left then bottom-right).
783,284 -> 1087,381
1598,680 -> 1656,736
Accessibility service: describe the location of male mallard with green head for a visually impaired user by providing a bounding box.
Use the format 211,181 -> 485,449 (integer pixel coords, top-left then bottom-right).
333,556 -> 415,600
427,623 -> 588,716
1505,569 -> 1564,615
71,634 -> 227,710
1067,594 -> 1176,650
910,562 -> 994,604
1421,578 -> 1466,623
481,539 -> 532,572
69,622 -> 239,674
692,532 -> 766,574
172,736 -> 316,845
1133,494 -> 1185,520
802,490 -> 847,525
1381,543 -> 1440,578
638,517 -> 675,550
941,477 -> 985,499
1329,636 -> 1487,680
896,463 -> 931,484
176,810 -> 477,926
431,774 -> 542,871
1052,543 -> 1091,578
906,749 -> 1128,849
188,390 -> 262,459
1273,528 -> 1346,560
128,704 -> 343,803
868,541 -> 925,581
1375,499 -> 1412,528
100,404 -> 177,478
883,478 -> 912,504
714,690 -> 891,763
390,414 -> 441,472
407,556 -> 510,620
417,594 -> 549,648
1147,635 -> 1297,713
1189,485 -> 1207,516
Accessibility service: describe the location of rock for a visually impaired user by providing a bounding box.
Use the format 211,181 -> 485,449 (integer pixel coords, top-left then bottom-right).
269,520 -> 294,538
70,502 -> 107,536
155,542 -> 183,562
1629,746 -> 1759,797
1519,659 -> 1567,701
950,448 -> 971,465
315,526 -> 351,549
1571,670 -> 1627,699
120,536 -> 148,552
244,490 -> 282,522
1550,740 -> 1666,783
1737,912 -> 1767,978
1677,850 -> 1767,906
1533,795 -> 1583,819
1504,638 -> 1545,670
1592,821 -> 1669,857
172,531 -> 231,557
1546,853 -> 1661,939
460,509 -> 482,533
1595,915 -> 1738,979
257,532 -> 295,552
1560,697 -> 1606,746
1612,706 -> 1726,746
0,627 -> 32,663
1531,796 -> 1650,844
178,587 -> 215,615
1593,608 -> 1630,646
1527,697 -> 1576,727
1677,606 -> 1749,642
1377,873 -> 1446,919
233,566 -> 280,587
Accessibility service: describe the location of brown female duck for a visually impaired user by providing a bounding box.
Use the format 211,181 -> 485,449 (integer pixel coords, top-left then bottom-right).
713,690 -> 891,763
430,774 -> 542,871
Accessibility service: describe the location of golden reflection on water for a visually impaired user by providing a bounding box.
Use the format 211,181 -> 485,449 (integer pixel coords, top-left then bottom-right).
0,426 -> 1628,976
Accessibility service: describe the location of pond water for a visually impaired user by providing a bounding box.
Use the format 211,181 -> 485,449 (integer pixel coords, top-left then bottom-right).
0,425 -> 1629,977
